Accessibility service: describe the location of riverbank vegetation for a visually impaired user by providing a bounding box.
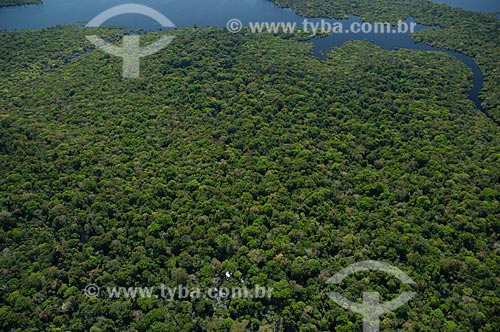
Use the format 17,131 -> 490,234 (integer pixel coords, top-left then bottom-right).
272,0 -> 500,122
1,25 -> 499,331
0,0 -> 41,6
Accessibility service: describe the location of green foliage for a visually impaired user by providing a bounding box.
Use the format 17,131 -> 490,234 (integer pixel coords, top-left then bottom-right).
0,23 -> 499,331
0,0 -> 41,6
271,0 -> 500,122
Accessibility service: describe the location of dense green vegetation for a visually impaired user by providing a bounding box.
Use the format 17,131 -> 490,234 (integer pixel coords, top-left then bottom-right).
0,0 -> 41,6
0,25 -> 499,331
271,0 -> 500,122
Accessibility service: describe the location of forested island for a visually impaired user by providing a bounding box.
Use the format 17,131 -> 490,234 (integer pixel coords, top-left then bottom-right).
0,1 -> 499,332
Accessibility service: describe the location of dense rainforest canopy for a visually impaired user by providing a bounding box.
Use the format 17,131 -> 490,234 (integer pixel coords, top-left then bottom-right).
271,0 -> 500,122
1,1 -> 499,332
1,25 -> 499,331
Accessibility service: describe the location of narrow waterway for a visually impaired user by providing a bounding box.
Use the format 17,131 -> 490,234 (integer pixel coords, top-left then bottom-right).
0,0 -> 493,111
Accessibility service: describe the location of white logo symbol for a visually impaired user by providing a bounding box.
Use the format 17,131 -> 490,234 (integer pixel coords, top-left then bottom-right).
327,260 -> 416,332
85,3 -> 176,78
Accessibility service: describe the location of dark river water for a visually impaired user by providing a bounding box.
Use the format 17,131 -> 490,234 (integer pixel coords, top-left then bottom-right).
433,0 -> 500,12
1,0 -> 497,109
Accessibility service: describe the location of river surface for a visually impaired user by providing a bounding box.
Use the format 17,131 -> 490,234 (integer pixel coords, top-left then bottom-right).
1,0 -> 496,109
432,0 -> 500,12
